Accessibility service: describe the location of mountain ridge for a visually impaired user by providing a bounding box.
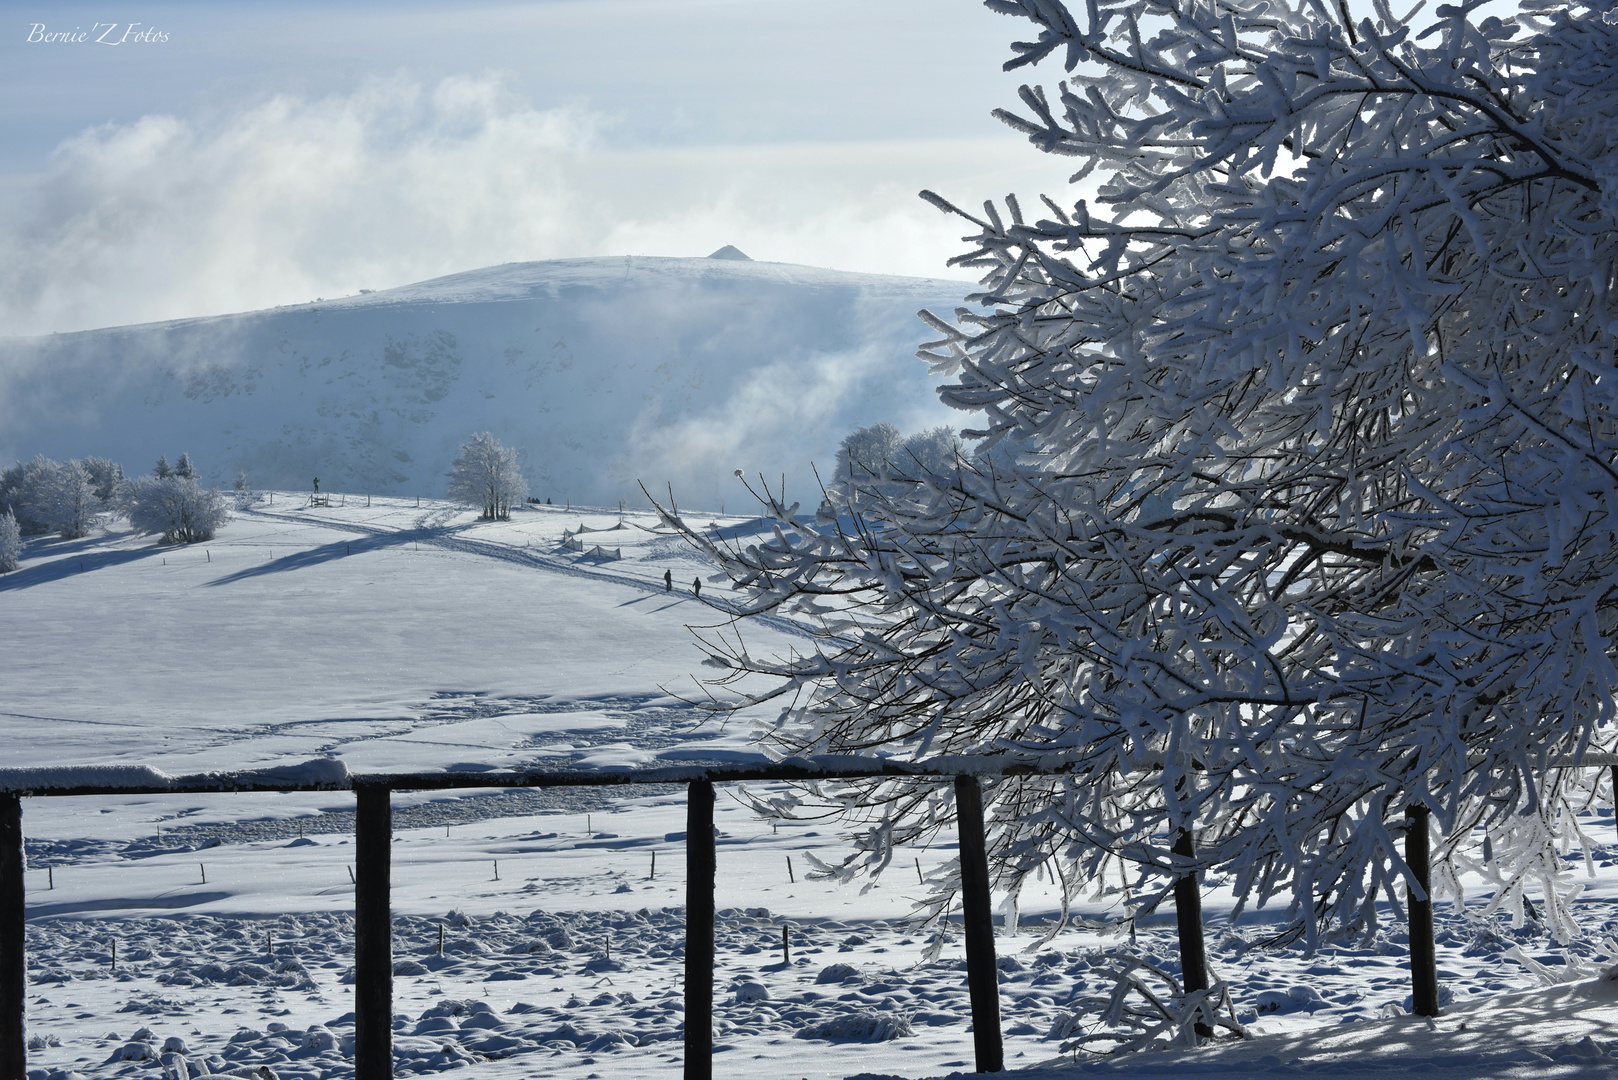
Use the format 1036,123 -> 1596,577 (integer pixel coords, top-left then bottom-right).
0,256 -> 975,509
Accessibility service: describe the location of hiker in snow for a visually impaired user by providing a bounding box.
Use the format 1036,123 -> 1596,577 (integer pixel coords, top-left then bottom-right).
664,569 -> 672,593
692,577 -> 701,597
313,477 -> 320,492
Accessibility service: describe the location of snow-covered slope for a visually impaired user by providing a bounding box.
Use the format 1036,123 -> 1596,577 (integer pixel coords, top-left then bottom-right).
0,256 -> 972,506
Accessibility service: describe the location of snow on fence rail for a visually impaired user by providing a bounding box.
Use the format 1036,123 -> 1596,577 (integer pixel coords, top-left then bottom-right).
2,753 -> 1616,1080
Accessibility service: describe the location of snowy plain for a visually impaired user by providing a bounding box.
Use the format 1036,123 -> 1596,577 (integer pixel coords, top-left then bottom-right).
4,496 -> 1618,1080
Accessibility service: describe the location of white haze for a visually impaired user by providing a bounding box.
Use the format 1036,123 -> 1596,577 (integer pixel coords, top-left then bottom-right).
0,72 -> 1066,337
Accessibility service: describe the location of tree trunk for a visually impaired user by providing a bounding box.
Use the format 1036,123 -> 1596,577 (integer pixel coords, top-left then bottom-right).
1172,829 -> 1213,1038
1405,805 -> 1439,1017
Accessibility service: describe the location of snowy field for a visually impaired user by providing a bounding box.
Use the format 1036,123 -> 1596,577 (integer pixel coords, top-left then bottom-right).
6,495 -> 1618,1080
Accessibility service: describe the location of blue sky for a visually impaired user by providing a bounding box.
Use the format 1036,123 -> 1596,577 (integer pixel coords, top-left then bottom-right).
1,1 -> 1075,334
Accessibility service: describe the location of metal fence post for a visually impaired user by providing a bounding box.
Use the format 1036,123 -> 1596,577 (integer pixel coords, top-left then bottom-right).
1,795 -> 23,1080
685,780 -> 716,1080
954,775 -> 1003,1073
354,783 -> 393,1079
1405,805 -> 1439,1017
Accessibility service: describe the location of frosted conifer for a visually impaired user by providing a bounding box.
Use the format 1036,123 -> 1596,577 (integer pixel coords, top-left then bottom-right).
0,509 -> 19,573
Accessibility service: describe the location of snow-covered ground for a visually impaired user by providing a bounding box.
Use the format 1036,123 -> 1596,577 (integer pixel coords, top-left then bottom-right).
6,497 -> 1618,1080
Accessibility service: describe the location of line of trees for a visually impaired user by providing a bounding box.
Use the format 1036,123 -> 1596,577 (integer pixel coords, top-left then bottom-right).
654,0 -> 1618,1039
0,452 -> 229,563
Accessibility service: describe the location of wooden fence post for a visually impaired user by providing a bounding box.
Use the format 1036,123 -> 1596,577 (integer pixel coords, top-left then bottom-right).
1405,805 -> 1439,1017
1171,829 -> 1212,1037
354,783 -> 393,1079
1610,765 -> 1618,844
1,795 -> 23,1080
685,781 -> 716,1080
954,775 -> 1003,1074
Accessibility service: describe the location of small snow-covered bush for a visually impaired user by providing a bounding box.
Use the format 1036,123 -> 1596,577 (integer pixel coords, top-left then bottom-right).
814,963 -> 861,984
794,1010 -> 913,1042
118,475 -> 229,544
0,509 -> 19,573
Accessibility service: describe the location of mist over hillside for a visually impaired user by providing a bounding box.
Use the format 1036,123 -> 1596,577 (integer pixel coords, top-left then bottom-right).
0,255 -> 972,509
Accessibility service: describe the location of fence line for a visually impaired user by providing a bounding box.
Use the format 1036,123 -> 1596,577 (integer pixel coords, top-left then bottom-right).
3,753 -> 1615,1080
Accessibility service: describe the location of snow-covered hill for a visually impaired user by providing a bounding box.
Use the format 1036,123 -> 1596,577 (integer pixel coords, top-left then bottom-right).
0,256 -> 972,507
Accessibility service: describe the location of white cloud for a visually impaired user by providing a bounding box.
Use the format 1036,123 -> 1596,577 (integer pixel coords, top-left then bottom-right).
0,72 -> 1070,337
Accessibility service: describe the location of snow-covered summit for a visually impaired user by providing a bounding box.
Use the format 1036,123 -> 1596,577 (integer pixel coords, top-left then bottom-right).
0,256 -> 971,507
707,245 -> 751,260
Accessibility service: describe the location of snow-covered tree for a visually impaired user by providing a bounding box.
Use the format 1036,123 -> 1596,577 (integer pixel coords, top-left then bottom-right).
118,475 -> 229,544
233,470 -> 249,492
81,457 -> 123,501
0,456 -> 55,535
152,455 -> 171,479
660,0 -> 1618,960
40,460 -> 97,539
0,510 -> 19,573
173,453 -> 195,480
825,423 -> 962,510
447,432 -> 528,520
0,456 -> 101,538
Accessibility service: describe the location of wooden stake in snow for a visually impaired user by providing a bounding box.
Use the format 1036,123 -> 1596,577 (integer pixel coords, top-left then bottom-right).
438,923 -> 444,955
47,866 -> 52,890
347,865 -> 355,885
1,794 -> 23,1080
493,860 -> 499,881
650,850 -> 656,880
199,862 -> 206,884
110,939 -> 115,972
354,783 -> 393,1080
606,930 -> 611,961
786,855 -> 794,884
1611,765 -> 1618,844
267,931 -> 272,955
587,814 -> 592,837
685,780 -> 716,1080
782,925 -> 790,965
915,857 -> 924,886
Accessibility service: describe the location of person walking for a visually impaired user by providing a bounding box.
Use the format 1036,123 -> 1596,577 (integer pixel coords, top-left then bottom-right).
692,576 -> 702,597
664,569 -> 673,593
